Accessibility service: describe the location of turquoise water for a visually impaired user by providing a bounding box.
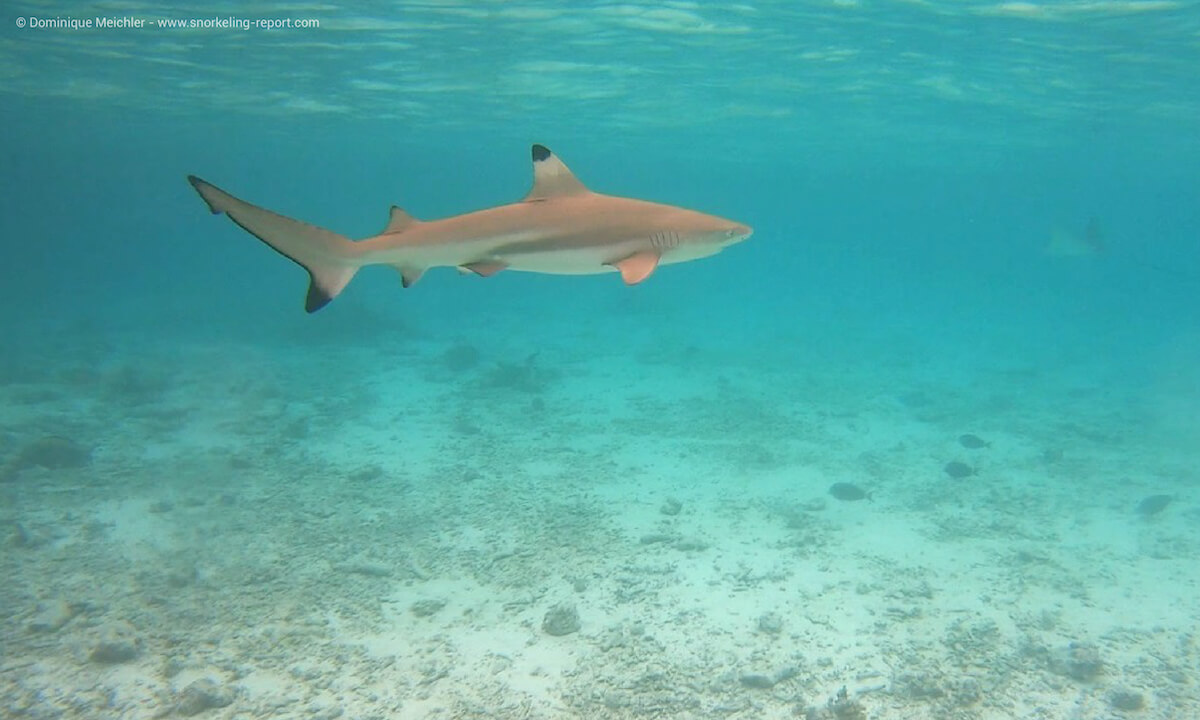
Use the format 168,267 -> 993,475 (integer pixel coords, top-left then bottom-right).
2,3 -> 1198,719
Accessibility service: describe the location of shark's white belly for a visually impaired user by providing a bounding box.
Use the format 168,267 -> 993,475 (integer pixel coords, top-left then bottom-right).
495,231 -> 726,274
498,244 -> 626,275
397,231 -> 646,275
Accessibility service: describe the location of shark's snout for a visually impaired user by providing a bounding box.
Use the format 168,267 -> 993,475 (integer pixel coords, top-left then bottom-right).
726,223 -> 753,245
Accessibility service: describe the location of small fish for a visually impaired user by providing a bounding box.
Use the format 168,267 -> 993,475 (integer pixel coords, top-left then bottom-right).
943,461 -> 975,479
958,434 -> 991,449
1044,217 -> 1105,257
1135,494 -> 1172,517
829,482 -> 871,501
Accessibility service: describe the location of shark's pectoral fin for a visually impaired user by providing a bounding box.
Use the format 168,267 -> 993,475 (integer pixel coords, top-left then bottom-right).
394,265 -> 424,288
608,251 -> 660,285
461,261 -> 508,277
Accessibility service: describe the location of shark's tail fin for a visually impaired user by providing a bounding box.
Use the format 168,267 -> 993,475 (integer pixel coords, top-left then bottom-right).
188,176 -> 359,312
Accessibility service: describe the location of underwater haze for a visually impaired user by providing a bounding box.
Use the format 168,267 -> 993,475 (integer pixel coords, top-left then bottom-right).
2,2 -> 1199,719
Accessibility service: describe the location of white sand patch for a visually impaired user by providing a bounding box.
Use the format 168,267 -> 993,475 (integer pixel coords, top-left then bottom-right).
90,497 -> 180,556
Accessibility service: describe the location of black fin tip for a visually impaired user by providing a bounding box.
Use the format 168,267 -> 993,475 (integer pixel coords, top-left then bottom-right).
305,277 -> 332,313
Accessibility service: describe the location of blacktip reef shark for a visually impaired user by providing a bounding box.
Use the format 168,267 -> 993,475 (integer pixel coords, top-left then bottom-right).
188,144 -> 752,312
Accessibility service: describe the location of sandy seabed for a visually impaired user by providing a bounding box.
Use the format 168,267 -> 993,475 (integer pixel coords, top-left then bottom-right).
2,315 -> 1197,720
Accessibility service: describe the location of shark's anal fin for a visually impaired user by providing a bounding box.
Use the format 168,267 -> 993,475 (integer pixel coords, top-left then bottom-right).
609,251 -> 660,285
461,261 -> 508,277
393,265 -> 424,288
523,144 -> 590,202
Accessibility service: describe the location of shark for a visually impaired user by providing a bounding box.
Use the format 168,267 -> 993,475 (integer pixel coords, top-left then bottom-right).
1044,217 -> 1105,257
188,144 -> 752,312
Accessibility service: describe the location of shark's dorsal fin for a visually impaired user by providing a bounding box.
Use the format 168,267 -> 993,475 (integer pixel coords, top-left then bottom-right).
382,206 -> 418,234
524,144 -> 589,202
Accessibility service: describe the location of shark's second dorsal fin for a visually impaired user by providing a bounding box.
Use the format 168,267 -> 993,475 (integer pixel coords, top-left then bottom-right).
524,144 -> 589,202
382,206 -> 418,234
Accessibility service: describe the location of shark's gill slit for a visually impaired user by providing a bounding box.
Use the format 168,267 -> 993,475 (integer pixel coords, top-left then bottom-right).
650,231 -> 680,251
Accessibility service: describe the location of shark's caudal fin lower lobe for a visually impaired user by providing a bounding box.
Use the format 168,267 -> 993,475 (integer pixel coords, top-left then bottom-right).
188,176 -> 358,312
